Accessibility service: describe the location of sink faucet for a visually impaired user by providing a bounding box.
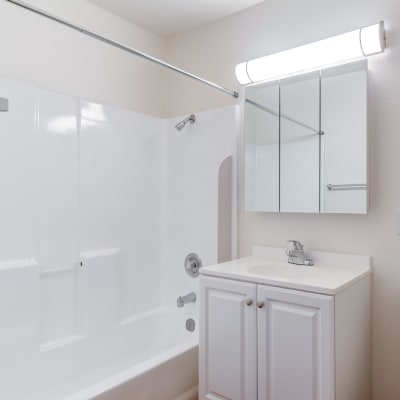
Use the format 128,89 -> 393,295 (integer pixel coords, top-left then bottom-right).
286,240 -> 314,266
177,292 -> 196,308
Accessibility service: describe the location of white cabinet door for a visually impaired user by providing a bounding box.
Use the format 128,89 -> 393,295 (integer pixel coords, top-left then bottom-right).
200,276 -> 257,400
257,285 -> 334,400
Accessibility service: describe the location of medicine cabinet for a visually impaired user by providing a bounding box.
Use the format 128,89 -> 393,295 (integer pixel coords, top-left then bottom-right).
244,60 -> 368,214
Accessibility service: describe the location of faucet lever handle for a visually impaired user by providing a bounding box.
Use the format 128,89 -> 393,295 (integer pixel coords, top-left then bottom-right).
288,240 -> 304,251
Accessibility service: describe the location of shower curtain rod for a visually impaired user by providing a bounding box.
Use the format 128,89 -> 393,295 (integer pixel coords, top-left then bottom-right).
4,0 -> 239,99
245,98 -> 322,135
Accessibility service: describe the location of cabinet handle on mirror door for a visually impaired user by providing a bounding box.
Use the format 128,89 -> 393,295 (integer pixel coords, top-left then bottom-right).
257,301 -> 265,309
245,298 -> 253,306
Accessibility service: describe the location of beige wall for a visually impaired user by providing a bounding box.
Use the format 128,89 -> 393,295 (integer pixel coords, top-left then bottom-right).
0,0 -> 168,116
167,0 -> 400,398
1,0 -> 399,398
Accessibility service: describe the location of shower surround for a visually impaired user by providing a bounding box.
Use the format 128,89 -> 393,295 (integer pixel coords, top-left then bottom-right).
0,77 -> 238,400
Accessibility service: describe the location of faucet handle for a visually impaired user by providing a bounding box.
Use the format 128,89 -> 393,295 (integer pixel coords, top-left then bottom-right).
288,240 -> 304,251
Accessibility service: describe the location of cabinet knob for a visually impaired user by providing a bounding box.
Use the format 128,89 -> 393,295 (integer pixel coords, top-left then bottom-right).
257,301 -> 265,309
245,298 -> 253,306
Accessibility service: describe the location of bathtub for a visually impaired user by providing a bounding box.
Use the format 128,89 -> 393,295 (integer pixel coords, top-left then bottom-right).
5,306 -> 198,400
61,307 -> 198,400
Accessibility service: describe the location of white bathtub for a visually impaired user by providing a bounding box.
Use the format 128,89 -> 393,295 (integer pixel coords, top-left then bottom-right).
89,346 -> 198,400
60,307 -> 198,400
5,307 -> 198,400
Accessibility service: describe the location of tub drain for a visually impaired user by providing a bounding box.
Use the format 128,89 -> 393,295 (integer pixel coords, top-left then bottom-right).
186,318 -> 195,332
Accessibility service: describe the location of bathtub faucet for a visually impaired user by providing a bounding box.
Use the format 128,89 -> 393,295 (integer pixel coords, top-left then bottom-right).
177,292 -> 196,308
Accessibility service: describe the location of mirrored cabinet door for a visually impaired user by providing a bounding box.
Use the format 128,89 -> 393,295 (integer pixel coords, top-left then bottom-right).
243,60 -> 368,215
320,61 -> 368,214
245,82 -> 279,212
280,72 -> 320,213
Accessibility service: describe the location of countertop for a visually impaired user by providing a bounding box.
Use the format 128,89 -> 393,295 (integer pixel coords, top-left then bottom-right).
200,246 -> 371,295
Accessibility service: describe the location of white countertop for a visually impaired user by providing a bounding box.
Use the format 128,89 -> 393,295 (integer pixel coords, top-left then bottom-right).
200,246 -> 371,295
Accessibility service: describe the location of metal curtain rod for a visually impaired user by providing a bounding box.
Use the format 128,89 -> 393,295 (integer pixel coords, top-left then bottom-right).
4,0 -> 239,99
245,98 -> 321,134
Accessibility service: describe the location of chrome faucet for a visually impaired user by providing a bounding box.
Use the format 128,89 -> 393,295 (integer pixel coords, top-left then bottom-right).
286,240 -> 314,266
177,292 -> 196,308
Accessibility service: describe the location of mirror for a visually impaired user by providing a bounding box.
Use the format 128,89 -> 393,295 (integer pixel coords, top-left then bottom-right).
245,82 -> 279,212
320,62 -> 368,213
244,60 -> 368,214
280,72 -> 320,213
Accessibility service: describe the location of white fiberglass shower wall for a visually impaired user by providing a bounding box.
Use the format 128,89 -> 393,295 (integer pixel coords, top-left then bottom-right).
0,77 -> 238,400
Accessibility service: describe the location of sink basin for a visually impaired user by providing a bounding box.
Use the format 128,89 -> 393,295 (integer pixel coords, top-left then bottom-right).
200,246 -> 371,295
247,263 -> 319,280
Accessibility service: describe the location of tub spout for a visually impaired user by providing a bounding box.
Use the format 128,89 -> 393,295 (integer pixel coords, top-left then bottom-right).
177,292 -> 196,308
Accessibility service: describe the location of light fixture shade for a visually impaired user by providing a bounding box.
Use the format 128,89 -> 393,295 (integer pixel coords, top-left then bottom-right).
236,21 -> 385,85
235,63 -> 252,85
360,21 -> 385,55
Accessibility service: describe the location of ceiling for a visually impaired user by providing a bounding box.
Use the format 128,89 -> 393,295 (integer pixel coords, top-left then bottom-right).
87,0 -> 265,38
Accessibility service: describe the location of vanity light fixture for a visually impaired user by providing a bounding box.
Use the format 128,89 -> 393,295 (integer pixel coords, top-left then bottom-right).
235,21 -> 385,85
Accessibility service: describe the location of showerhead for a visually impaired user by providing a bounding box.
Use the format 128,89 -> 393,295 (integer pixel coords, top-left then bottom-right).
175,114 -> 196,131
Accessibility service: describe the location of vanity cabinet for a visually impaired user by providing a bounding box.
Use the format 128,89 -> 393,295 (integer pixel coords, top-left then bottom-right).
199,277 -> 257,400
199,274 -> 370,400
